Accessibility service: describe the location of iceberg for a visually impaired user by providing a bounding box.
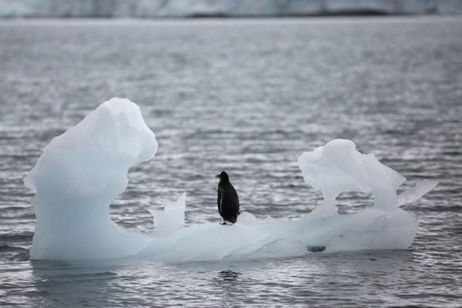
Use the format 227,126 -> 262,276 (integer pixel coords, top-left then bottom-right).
25,98 -> 437,262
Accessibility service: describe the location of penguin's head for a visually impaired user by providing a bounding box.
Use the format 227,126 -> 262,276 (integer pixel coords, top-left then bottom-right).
215,171 -> 229,183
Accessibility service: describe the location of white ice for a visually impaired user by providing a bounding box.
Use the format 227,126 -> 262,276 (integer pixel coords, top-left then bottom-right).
25,98 -> 437,262
25,98 -> 156,259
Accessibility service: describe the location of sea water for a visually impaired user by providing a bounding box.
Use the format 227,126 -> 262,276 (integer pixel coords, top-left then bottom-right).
0,17 -> 461,306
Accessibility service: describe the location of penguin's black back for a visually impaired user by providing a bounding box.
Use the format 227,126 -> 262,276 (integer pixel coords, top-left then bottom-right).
217,172 -> 240,223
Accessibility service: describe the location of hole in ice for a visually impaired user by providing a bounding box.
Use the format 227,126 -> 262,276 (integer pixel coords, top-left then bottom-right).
336,192 -> 375,214
109,167 -> 157,234
306,245 -> 326,253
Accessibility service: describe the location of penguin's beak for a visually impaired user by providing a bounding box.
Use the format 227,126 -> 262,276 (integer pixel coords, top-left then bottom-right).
214,174 -> 220,178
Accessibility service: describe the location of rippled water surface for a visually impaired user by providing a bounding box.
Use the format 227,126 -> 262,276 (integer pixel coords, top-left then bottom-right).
0,17 -> 461,306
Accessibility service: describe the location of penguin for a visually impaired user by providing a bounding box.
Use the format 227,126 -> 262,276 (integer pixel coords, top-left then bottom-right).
215,171 -> 240,225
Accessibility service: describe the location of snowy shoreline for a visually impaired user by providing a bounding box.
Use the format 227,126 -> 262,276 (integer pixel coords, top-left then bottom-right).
1,0 -> 461,19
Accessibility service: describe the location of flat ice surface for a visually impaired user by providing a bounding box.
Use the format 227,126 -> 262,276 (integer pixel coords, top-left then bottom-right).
25,98 -> 436,261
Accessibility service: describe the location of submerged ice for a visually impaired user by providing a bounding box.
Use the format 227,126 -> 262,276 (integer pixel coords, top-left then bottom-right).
25,98 -> 437,261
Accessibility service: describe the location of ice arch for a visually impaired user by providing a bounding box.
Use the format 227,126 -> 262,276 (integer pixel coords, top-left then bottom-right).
25,98 -> 156,259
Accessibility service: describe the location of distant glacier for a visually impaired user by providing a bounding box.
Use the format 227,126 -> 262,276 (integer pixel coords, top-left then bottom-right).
0,0 -> 461,18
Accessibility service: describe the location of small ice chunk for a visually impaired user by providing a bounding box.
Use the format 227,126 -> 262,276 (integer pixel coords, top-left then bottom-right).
237,211 -> 258,225
398,180 -> 438,206
150,193 -> 186,235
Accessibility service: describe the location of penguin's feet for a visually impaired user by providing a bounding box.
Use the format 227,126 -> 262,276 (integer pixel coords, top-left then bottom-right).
219,220 -> 234,225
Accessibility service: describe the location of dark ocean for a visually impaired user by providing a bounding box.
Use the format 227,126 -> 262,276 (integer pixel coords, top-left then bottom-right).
0,17 -> 461,306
